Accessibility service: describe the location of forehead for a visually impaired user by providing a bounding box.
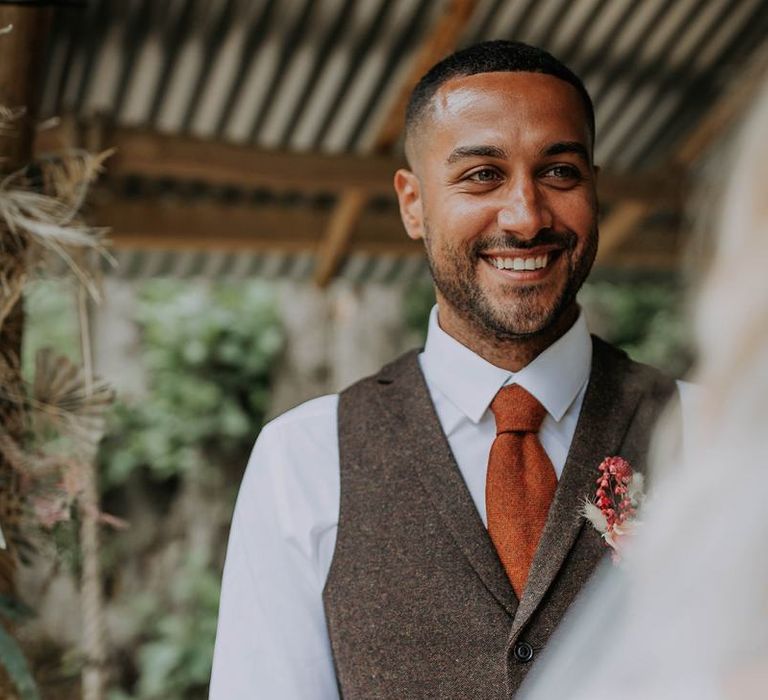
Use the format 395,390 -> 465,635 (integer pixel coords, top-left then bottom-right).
419,71 -> 591,160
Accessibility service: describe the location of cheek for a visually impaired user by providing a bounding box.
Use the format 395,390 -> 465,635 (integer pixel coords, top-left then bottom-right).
550,193 -> 597,238
427,195 -> 500,248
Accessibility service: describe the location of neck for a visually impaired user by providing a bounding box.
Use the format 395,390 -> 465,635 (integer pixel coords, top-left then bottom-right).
436,301 -> 579,372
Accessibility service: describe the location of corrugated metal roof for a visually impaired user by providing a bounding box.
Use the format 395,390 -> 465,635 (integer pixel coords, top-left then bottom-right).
39,0 -> 768,280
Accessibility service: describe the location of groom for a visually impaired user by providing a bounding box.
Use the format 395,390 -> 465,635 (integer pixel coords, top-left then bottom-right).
211,41 -> 679,699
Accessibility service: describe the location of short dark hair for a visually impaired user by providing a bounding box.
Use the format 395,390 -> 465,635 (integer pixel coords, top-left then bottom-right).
404,40 -> 595,154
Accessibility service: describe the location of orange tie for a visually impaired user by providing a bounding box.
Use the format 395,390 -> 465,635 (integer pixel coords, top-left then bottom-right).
486,384 -> 557,597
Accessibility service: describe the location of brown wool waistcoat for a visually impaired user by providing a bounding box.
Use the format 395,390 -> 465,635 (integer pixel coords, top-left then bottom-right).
323,337 -> 678,699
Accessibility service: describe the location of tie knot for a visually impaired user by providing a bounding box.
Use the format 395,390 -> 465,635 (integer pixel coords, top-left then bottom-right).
490,384 -> 547,434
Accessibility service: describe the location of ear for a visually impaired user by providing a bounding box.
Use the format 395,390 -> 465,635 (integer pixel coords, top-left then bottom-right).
394,168 -> 425,241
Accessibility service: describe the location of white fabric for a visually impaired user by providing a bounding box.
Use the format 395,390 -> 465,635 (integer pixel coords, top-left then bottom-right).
210,306 -> 592,699
519,86 -> 768,700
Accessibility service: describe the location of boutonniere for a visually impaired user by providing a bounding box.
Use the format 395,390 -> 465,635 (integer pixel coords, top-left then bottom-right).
581,456 -> 644,563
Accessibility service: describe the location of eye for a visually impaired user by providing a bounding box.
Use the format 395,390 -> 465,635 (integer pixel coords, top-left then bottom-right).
541,164 -> 582,185
465,167 -> 502,184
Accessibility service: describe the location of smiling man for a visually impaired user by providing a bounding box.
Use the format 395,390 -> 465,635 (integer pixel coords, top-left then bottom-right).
211,41 -> 680,700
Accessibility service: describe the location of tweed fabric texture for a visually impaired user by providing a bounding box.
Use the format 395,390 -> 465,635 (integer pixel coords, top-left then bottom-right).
324,337 -> 678,699
487,385 -> 557,597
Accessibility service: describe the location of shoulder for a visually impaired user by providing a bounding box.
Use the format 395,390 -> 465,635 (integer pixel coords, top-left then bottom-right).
339,348 -> 422,398
255,393 -> 339,462
335,350 -> 424,437
239,394 -> 340,498
264,393 -> 339,434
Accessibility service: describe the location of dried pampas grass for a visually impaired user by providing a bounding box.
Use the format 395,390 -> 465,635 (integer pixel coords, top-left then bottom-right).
0,106 -> 25,136
31,349 -> 114,450
0,349 -> 114,453
0,350 -> 116,536
0,149 -> 115,302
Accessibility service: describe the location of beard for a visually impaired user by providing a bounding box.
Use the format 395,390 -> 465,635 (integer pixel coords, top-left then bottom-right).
423,225 -> 598,340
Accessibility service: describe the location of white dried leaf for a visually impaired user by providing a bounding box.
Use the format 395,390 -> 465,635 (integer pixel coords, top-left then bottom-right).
581,499 -> 608,534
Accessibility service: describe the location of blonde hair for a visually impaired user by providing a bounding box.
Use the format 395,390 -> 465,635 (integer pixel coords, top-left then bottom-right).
693,83 -> 768,439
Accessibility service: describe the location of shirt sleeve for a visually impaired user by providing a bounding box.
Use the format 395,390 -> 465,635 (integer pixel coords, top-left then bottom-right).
209,396 -> 341,699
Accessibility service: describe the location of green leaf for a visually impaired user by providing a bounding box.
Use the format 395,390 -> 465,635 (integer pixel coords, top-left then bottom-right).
0,595 -> 34,623
0,624 -> 40,700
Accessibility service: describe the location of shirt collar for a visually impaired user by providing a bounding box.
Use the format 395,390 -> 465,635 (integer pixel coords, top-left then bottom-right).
420,305 -> 592,424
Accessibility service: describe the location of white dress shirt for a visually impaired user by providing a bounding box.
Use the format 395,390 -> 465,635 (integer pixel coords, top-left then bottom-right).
210,306 -> 595,699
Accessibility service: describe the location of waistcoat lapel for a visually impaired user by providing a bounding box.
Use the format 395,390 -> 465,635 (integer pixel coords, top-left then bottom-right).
510,338 -> 650,638
377,350 -> 518,617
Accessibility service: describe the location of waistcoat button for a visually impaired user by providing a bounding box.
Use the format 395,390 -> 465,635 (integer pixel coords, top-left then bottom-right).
513,641 -> 534,663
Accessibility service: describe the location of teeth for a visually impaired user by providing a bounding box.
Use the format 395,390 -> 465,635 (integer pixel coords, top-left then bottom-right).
489,254 -> 549,271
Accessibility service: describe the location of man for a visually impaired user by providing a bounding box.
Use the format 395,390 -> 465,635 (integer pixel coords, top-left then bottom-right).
210,41 -> 681,699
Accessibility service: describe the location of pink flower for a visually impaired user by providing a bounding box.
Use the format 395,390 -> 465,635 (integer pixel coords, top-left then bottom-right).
581,456 -> 644,563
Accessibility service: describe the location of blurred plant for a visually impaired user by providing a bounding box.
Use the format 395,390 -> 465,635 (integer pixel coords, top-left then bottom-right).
579,279 -> 692,377
0,349 -> 115,543
403,276 -> 435,344
99,280 -> 283,488
0,86 -> 113,697
106,556 -> 219,700
0,595 -> 38,700
22,279 -> 81,379
91,279 -> 282,699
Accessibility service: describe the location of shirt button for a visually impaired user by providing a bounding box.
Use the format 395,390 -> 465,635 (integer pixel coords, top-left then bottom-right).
513,641 -> 534,663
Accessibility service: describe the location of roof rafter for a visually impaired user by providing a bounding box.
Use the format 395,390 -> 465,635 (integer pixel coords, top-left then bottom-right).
35,118 -> 679,205
312,0 -> 479,287
597,43 -> 768,264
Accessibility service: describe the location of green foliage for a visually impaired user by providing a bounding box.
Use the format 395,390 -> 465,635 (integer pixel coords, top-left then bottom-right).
0,596 -> 39,700
95,279 -> 283,700
107,556 -> 220,700
403,277 -> 435,343
99,280 -> 283,487
22,279 -> 81,379
0,596 -> 34,624
579,279 -> 692,377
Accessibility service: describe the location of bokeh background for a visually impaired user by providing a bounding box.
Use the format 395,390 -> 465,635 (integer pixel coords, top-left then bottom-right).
2,0 -> 768,697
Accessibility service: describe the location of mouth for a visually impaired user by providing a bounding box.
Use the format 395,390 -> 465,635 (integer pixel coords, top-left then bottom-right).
479,248 -> 563,280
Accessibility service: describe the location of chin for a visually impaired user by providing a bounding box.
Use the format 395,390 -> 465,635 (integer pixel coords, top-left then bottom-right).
479,293 -> 567,338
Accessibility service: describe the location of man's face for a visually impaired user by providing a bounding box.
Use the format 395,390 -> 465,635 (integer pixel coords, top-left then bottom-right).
395,71 -> 599,339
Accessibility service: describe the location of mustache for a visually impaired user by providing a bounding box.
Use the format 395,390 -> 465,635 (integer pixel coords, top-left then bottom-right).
471,230 -> 575,257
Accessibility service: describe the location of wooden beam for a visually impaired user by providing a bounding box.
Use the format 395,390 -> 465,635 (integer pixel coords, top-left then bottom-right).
675,43 -> 768,166
90,194 -> 420,255
91,192 -> 679,268
373,0 -> 479,153
313,0 -> 477,287
596,201 -> 651,265
309,189 -> 367,280
35,120 -> 681,206
35,122 -> 406,195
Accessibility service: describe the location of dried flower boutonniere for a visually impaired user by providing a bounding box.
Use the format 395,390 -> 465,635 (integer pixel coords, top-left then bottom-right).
581,456 -> 644,563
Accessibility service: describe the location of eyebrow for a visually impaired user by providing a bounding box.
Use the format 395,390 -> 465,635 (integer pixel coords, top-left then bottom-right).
541,141 -> 590,161
446,145 -> 508,165
445,141 -> 591,166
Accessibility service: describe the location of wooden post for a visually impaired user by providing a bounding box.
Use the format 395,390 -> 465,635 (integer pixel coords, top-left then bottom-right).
0,5 -> 55,700
0,3 -> 53,169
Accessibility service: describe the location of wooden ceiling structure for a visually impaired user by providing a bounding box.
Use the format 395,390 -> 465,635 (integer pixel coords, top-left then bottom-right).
30,0 -> 768,283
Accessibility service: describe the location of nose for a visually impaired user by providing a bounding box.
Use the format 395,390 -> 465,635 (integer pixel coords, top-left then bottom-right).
496,177 -> 552,240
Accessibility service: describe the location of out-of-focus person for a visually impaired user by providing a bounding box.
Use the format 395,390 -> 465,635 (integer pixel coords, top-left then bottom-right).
519,83 -> 768,700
